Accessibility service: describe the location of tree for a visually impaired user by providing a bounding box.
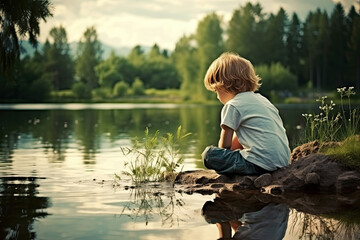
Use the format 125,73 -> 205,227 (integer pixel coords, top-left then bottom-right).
14,55 -> 52,101
127,45 -> 145,67
131,77 -> 144,95
286,13 -> 303,85
348,8 -> 360,91
226,3 -> 265,63
43,25 -> 74,90
148,44 -> 161,60
76,26 -> 102,89
0,0 -> 53,80
263,8 -> 288,65
196,12 -> 225,100
140,44 -> 180,89
255,62 -> 297,98
113,81 -> 129,97
172,35 -> 199,100
328,3 -> 348,87
95,52 -> 136,89
303,10 -> 329,90
317,11 -> 330,90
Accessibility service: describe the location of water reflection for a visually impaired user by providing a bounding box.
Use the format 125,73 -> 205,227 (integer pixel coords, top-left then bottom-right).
0,105 -> 223,167
201,190 -> 360,240
0,177 -> 51,239
117,183 -> 189,227
202,191 -> 288,240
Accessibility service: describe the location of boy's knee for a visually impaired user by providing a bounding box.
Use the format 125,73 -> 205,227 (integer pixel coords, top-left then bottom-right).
202,146 -> 214,168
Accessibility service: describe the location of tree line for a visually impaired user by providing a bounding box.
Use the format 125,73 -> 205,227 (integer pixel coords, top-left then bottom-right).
0,2 -> 359,102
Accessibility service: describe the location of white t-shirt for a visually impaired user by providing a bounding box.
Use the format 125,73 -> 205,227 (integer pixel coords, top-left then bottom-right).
221,92 -> 290,171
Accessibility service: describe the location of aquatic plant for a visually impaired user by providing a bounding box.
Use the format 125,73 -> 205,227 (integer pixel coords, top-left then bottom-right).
301,87 -> 359,143
119,125 -> 191,184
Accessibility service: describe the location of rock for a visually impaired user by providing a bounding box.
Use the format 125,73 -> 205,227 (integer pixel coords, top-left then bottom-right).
336,171 -> 360,193
260,185 -> 284,195
290,140 -> 319,163
175,140 -> 360,195
305,173 -> 320,185
254,173 -> 272,188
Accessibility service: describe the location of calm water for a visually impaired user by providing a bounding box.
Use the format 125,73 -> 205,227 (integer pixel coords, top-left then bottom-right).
1,103 -> 359,240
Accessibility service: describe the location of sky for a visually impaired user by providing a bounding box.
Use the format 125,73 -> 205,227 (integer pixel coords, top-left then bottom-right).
38,0 -> 359,51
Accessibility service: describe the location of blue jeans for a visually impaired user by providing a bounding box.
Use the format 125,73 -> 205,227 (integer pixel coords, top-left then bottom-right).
202,146 -> 268,175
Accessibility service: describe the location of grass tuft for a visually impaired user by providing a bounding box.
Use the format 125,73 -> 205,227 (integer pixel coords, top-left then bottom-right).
320,135 -> 360,170
118,125 -> 191,185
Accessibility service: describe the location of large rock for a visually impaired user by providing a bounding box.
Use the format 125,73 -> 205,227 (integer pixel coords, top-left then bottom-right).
175,141 -> 360,195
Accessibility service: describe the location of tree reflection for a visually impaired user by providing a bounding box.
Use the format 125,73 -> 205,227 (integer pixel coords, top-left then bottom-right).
0,177 -> 51,239
74,110 -> 100,164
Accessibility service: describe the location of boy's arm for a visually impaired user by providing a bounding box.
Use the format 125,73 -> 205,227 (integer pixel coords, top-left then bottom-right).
218,125 -> 234,149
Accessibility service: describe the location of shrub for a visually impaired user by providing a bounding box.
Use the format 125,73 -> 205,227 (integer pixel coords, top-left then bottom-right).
131,77 -> 145,95
255,62 -> 297,97
93,87 -> 112,99
72,82 -> 92,99
99,69 -> 123,89
113,81 -> 129,97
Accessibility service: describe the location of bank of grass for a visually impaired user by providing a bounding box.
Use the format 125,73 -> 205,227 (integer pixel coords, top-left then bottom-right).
300,87 -> 360,170
49,88 -> 184,103
320,135 -> 360,171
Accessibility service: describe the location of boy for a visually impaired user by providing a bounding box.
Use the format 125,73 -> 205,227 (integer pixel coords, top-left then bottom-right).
202,52 -> 290,175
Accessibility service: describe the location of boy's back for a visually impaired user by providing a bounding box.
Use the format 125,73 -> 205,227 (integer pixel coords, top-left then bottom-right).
221,92 -> 290,171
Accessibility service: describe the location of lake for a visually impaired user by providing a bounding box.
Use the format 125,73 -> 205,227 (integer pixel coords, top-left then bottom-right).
1,103 -> 359,240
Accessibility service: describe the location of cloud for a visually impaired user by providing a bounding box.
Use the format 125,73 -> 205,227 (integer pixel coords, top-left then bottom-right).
39,0 -> 339,50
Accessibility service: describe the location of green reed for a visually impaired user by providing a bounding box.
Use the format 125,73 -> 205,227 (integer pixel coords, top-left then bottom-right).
118,126 -> 191,184
301,87 -> 359,144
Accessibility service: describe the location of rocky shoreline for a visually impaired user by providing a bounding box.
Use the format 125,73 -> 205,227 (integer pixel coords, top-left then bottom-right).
175,141 -> 360,195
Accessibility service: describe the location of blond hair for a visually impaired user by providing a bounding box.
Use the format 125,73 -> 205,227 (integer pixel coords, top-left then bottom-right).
204,52 -> 261,93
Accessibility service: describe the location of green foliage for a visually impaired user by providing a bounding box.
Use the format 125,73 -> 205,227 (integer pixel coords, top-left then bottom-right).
72,82 -> 92,99
95,52 -> 135,88
131,78 -> 145,96
99,69 -> 123,89
113,81 -> 129,97
262,8 -> 287,65
141,58 -> 180,89
321,136 -> 360,171
172,35 -> 199,100
0,55 -> 52,102
76,26 -> 102,89
301,87 -> 359,143
43,25 -> 74,90
255,62 -> 297,95
93,87 -> 112,99
286,13 -> 302,84
3,1 -> 360,103
0,0 -> 53,80
120,126 -> 191,184
196,12 -> 225,101
226,2 -> 264,63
